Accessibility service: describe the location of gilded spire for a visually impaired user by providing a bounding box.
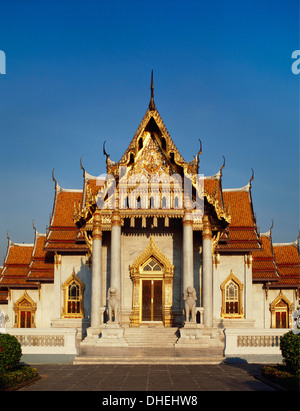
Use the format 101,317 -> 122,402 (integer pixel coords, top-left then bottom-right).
149,70 -> 156,111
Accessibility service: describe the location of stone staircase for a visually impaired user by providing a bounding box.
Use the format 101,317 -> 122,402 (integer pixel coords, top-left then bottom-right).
73,325 -> 225,364
123,325 -> 179,347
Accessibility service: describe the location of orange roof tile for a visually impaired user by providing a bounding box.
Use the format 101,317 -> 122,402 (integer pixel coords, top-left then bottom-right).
45,185 -> 88,251
28,233 -> 54,282
252,235 -> 279,281
271,243 -> 300,288
217,187 -> 260,251
222,189 -> 254,227
0,289 -> 8,303
51,188 -> 83,227
0,242 -> 38,288
273,244 -> 299,265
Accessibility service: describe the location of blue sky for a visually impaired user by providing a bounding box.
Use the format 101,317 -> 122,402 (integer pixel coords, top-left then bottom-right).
0,0 -> 299,262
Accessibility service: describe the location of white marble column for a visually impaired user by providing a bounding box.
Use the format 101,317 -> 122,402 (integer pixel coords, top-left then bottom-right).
182,211 -> 194,295
244,254 -> 253,319
99,209 -> 128,345
202,214 -> 213,327
90,210 -> 102,330
110,210 -> 121,294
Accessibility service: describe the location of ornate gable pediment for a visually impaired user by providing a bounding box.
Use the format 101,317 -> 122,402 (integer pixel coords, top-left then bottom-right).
126,129 -> 178,181
107,109 -> 189,180
74,74 -> 231,229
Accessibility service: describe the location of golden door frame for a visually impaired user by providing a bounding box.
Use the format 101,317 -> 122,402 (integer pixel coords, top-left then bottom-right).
129,236 -> 174,327
13,291 -> 37,328
270,291 -> 293,329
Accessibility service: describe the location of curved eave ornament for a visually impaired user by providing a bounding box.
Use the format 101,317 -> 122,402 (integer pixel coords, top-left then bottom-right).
204,190 -> 231,224
74,178 -> 112,229
202,156 -> 231,225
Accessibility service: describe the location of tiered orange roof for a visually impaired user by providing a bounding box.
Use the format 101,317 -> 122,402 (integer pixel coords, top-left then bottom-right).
252,232 -> 279,282
0,267 -> 8,304
272,242 -> 300,288
27,231 -> 54,282
217,184 -> 261,251
44,182 -> 88,252
0,241 -> 36,288
204,174 -> 224,209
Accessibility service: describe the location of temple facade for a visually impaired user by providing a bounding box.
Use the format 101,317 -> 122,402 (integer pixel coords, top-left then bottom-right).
0,77 -> 299,355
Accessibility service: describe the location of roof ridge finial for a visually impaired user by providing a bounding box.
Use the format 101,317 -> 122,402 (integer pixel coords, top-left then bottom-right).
149,70 -> 156,111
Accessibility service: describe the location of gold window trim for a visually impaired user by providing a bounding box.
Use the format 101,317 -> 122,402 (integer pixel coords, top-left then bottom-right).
13,291 -> 37,328
270,291 -> 293,329
220,270 -> 244,318
61,269 -> 85,318
129,236 -> 174,327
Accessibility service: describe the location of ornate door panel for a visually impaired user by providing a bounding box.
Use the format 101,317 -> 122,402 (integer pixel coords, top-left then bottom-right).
276,311 -> 287,328
20,311 -> 31,328
153,280 -> 162,321
142,280 -> 152,321
142,280 -> 162,322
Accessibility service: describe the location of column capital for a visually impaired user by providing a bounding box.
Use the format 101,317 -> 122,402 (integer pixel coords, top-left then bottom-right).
111,209 -> 122,226
182,210 -> 193,226
202,214 -> 212,240
92,210 -> 102,240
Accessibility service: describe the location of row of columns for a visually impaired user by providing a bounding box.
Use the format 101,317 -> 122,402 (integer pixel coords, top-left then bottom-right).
90,209 -> 213,332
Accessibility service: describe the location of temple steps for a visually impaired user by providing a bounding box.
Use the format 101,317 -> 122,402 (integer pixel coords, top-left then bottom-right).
123,326 -> 179,347
73,353 -> 224,365
73,326 -> 225,365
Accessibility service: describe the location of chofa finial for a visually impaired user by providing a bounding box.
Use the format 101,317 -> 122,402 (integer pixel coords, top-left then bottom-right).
149,70 -> 156,111
103,140 -> 110,159
52,168 -> 57,184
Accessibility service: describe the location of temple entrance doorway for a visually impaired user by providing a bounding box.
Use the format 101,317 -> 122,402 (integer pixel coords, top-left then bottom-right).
142,279 -> 162,322
129,237 -> 174,327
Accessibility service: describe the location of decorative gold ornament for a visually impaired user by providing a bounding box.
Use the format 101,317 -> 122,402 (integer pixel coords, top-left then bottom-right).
61,269 -> 85,319
92,211 -> 102,240
220,270 -> 244,318
269,291 -> 293,328
13,291 -> 37,328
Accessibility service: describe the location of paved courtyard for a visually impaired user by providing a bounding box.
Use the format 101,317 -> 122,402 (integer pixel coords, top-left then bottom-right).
19,363 -> 276,391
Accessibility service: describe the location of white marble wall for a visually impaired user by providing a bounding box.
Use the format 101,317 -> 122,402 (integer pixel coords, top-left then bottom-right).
252,284 -> 296,328
213,254 -> 245,320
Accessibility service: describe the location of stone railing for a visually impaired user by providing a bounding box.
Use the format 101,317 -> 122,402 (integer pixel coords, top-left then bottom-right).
224,328 -> 290,360
3,328 -> 78,356
237,334 -> 281,348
